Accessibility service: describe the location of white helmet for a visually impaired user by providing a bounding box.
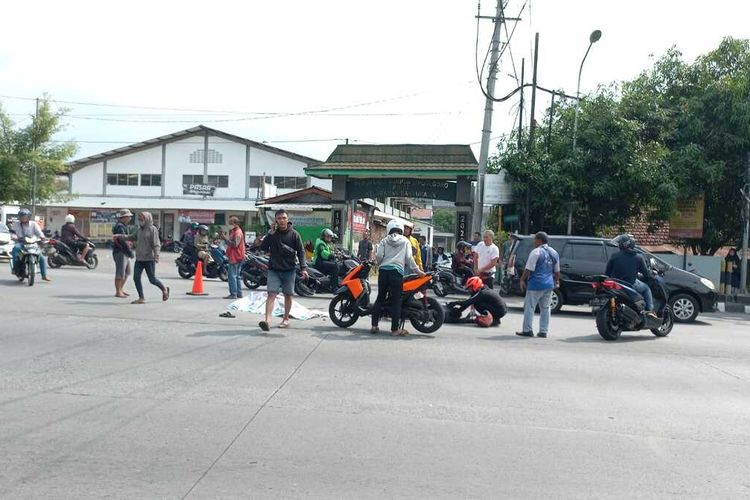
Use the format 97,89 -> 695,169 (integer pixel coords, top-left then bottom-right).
65,214 -> 75,224
386,220 -> 404,235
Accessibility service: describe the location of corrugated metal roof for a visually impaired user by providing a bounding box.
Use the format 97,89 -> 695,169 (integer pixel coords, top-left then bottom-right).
311,144 -> 478,168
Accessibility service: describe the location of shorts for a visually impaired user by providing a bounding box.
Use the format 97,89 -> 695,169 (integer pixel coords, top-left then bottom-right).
267,269 -> 296,295
114,252 -> 132,279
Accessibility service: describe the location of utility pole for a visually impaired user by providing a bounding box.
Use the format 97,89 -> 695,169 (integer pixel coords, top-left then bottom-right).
472,0 -> 504,237
31,98 -> 39,216
522,33 -> 540,235
518,58 -> 525,150
742,151 -> 750,295
546,92 -> 556,153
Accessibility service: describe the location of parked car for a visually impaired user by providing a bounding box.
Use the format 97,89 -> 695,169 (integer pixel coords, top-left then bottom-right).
501,234 -> 718,323
0,223 -> 13,260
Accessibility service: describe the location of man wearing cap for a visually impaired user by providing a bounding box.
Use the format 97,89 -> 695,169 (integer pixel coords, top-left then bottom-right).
112,209 -> 134,298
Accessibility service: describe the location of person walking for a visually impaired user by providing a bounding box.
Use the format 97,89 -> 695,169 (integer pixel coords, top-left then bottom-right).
371,220 -> 423,336
473,230 -> 500,288
222,216 -> 246,299
516,231 -> 560,338
115,212 -> 169,304
357,230 -> 373,262
112,209 -> 134,298
259,209 -> 308,331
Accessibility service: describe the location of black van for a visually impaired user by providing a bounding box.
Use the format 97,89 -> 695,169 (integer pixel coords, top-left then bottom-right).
501,234 -> 718,323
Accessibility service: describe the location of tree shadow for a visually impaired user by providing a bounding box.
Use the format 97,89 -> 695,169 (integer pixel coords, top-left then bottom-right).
307,324 -> 435,341
560,334 -> 659,344
479,334 -> 539,342
189,329 -> 284,338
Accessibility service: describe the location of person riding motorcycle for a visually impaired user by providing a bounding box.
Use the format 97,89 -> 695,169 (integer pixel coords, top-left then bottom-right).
60,214 -> 90,263
195,224 -> 213,264
10,208 -> 50,281
181,222 -> 199,261
605,234 -> 656,317
451,241 -> 474,284
312,228 -> 340,287
447,276 -> 507,327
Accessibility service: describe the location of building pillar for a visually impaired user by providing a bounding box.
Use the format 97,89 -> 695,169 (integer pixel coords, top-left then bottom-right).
455,176 -> 473,243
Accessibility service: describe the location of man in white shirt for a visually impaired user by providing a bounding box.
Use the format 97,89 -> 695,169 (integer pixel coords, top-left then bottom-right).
473,229 -> 500,289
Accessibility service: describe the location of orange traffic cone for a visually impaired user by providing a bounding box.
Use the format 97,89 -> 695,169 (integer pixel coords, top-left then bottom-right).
187,260 -> 208,296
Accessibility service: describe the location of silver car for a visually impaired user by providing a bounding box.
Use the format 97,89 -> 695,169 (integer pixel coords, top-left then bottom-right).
0,223 -> 13,260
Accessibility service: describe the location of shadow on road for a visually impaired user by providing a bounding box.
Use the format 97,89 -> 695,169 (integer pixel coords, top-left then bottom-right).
189,328 -> 284,338
560,334 -> 659,343
307,325 -> 435,341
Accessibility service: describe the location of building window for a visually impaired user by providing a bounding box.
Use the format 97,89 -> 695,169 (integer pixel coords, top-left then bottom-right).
189,148 -> 223,164
273,176 -> 308,189
107,173 -> 139,186
182,175 -> 229,188
249,175 -> 271,188
140,174 -> 162,186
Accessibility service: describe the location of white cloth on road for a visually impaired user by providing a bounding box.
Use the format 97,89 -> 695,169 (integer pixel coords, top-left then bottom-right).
227,291 -> 327,320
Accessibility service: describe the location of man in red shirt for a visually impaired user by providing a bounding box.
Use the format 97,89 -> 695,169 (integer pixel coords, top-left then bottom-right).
222,216 -> 246,299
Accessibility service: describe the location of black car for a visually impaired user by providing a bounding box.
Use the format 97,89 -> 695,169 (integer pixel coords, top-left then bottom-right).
501,234 -> 718,323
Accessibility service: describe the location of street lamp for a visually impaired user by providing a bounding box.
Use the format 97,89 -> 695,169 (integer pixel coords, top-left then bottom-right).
568,29 -> 602,234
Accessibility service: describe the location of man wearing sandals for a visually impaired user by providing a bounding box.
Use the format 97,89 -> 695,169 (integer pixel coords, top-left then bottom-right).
114,212 -> 169,304
258,209 -> 308,331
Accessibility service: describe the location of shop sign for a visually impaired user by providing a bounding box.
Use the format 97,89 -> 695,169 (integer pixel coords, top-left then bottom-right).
456,212 -> 469,242
352,210 -> 367,233
178,210 -> 215,224
332,209 -> 343,239
183,183 -> 216,197
346,178 -> 456,201
669,195 -> 705,239
90,211 -> 120,223
411,208 -> 433,220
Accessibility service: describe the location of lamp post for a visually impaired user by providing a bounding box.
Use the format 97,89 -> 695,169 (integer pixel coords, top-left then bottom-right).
567,29 -> 602,235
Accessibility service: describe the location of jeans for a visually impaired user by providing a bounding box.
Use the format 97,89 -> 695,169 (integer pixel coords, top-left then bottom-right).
372,268 -> 403,332
522,288 -> 552,334
227,262 -> 243,297
632,279 -> 654,310
12,242 -> 48,278
133,260 -> 165,299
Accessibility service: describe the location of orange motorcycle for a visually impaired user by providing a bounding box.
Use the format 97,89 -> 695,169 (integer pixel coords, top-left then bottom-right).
328,261 -> 445,334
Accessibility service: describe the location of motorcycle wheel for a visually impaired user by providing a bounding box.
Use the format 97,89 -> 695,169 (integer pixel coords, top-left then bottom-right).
27,258 -> 35,287
242,272 -> 261,289
85,254 -> 99,270
595,307 -> 621,341
432,281 -> 448,297
329,295 -> 359,328
177,266 -> 194,279
219,266 -> 229,282
47,255 -> 62,268
173,243 -> 183,253
409,297 -> 445,334
651,306 -> 673,337
295,278 -> 316,297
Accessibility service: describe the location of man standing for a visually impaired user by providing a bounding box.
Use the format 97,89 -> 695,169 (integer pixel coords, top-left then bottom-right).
403,222 -> 423,271
419,235 -> 431,271
259,209 -> 308,331
10,208 -> 51,282
357,230 -> 373,262
473,230 -> 500,288
223,216 -> 246,299
112,209 -> 133,298
516,231 -> 560,338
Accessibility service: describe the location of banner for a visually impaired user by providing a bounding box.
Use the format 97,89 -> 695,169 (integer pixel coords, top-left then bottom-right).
178,210 -> 215,224
183,183 -> 216,196
352,210 -> 367,233
669,195 -> 705,239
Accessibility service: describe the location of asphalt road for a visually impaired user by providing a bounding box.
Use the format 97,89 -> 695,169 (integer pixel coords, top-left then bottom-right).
1,253 -> 749,499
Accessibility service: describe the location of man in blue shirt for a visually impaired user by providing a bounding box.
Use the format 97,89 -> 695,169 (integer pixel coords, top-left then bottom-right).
516,232 -> 560,338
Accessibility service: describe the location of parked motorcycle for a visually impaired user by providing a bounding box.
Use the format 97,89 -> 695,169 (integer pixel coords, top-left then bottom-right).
46,239 -> 99,269
162,236 -> 183,253
241,253 -> 269,289
328,261 -> 445,334
175,244 -> 228,281
431,260 -> 470,297
590,269 -> 673,341
302,255 -> 362,295
12,236 -> 43,286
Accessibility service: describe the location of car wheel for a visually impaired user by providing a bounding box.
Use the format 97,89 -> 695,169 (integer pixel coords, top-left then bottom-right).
669,293 -> 699,323
549,289 -> 564,314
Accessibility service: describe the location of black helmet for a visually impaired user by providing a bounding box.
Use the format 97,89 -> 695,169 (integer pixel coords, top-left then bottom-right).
613,234 -> 636,251
456,241 -> 472,250
18,208 -> 31,218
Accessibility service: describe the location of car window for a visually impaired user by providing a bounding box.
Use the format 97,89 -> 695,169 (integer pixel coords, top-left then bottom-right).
511,239 -> 535,266
548,238 -> 565,253
567,243 -> 606,262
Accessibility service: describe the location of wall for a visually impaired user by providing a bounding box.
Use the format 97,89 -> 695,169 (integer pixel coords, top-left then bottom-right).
106,146 -> 162,197
659,254 -> 721,289
70,162 -> 104,195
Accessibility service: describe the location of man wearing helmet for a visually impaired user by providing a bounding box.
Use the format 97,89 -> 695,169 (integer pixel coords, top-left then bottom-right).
61,214 -> 90,263
371,219 -> 423,336
452,241 -> 474,284
447,276 -> 507,327
181,222 -> 200,262
606,234 -> 656,316
312,228 -> 340,287
195,225 -> 213,265
402,221 -> 423,272
10,208 -> 51,282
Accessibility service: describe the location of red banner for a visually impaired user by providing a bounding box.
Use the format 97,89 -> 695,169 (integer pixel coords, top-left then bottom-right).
352,210 -> 367,233
178,210 -> 215,224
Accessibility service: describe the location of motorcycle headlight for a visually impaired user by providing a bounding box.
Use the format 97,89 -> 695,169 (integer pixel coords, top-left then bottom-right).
700,277 -> 715,290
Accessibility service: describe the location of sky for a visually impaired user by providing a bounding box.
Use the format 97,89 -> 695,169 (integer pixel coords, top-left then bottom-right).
1,0 -> 748,163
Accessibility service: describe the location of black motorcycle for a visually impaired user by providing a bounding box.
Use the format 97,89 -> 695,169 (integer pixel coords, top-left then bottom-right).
241,253 -> 269,289
301,255 -> 361,296
431,261 -> 470,297
12,236 -> 43,286
590,270 -> 673,341
175,246 -> 228,281
47,239 -> 99,269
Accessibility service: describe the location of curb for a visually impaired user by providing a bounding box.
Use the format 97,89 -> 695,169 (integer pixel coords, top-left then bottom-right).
716,302 -> 750,314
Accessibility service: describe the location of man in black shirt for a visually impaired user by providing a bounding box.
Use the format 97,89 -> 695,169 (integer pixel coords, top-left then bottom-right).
357,231 -> 373,262
605,234 -> 655,315
259,209 -> 308,331
447,276 -> 507,326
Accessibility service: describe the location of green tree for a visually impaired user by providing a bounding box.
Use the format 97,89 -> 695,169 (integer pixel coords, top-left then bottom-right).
0,99 -> 76,206
432,208 -> 455,233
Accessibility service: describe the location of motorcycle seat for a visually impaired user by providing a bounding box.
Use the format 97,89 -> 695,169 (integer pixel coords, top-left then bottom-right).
403,274 -> 420,282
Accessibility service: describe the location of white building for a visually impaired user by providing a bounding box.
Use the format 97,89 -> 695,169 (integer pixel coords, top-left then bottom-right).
46,126 -> 328,240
